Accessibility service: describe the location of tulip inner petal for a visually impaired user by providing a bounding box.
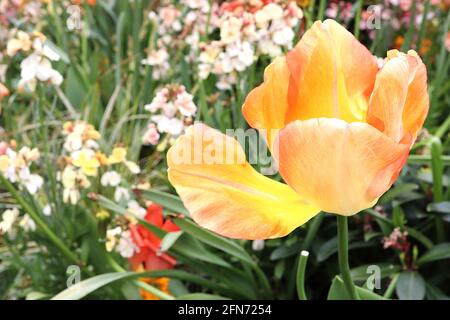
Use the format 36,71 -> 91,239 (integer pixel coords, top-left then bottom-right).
167,123 -> 320,240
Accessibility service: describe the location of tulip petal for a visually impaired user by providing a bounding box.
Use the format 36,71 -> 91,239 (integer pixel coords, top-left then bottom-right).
286,20 -> 378,123
274,118 -> 409,215
242,57 -> 290,145
367,50 -> 429,143
167,123 -> 320,240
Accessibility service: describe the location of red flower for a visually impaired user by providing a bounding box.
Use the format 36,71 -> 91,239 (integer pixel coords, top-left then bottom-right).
129,204 -> 180,271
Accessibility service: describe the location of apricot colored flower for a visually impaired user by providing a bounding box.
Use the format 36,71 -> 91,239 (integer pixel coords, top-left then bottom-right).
167,20 -> 429,240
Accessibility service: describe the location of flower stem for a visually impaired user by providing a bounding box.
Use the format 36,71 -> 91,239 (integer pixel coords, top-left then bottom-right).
336,216 -> 359,300
296,250 -> 309,300
0,173 -> 79,265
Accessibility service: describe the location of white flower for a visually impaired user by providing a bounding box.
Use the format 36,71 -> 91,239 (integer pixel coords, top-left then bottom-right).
126,200 -> 147,220
220,16 -> 243,44
61,166 -> 90,204
19,53 -> 63,90
0,208 -> 20,235
32,37 -> 60,61
101,171 -> 122,187
18,167 -> 44,194
175,92 -> 197,117
124,161 -> 141,174
63,188 -> 80,205
116,230 -> 139,258
114,187 -> 130,203
19,214 -> 36,232
141,48 -> 169,66
106,226 -> 122,252
272,26 -> 295,46
43,204 -> 52,216
151,115 -> 184,136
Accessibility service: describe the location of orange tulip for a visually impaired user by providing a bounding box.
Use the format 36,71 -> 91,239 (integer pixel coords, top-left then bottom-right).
167,20 -> 429,240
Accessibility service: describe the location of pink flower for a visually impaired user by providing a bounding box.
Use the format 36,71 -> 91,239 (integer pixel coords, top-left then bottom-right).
142,124 -> 160,145
0,142 -> 8,155
175,92 -> 197,117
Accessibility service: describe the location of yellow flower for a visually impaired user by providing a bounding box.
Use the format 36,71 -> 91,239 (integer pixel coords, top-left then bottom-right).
96,209 -> 110,220
0,155 -> 10,171
124,160 -> 140,174
108,147 -> 127,165
72,151 -> 100,176
7,31 -> 32,56
84,124 -> 101,141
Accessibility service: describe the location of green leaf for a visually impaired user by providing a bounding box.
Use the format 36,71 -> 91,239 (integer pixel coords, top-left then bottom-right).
426,282 -> 450,300
379,183 -> 419,204
392,205 -> 406,228
26,292 -> 51,300
176,293 -> 230,300
160,231 -> 183,252
45,39 -> 70,64
138,189 -> 189,215
172,234 -> 232,268
317,232 -> 372,262
395,271 -> 426,300
270,242 -> 301,260
52,272 -> 174,300
327,276 -> 386,300
417,243 -> 450,265
173,218 -> 254,265
52,272 -> 139,300
427,201 -> 450,213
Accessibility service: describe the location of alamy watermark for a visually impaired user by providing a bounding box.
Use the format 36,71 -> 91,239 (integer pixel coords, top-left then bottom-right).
169,122 -> 279,176
66,265 -> 81,288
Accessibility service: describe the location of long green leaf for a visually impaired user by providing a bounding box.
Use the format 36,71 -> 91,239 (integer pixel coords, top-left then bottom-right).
173,218 -> 254,266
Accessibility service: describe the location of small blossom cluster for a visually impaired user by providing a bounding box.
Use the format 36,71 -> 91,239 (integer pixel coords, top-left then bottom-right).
59,121 -> 141,205
104,200 -> 151,259
142,0 -> 213,80
142,0 -> 303,90
0,0 -> 43,27
6,30 -> 63,91
142,84 -> 196,146
197,0 -> 303,89
0,141 -> 44,194
106,225 -> 141,258
382,227 -> 410,251
0,207 -> 36,237
326,0 -> 445,41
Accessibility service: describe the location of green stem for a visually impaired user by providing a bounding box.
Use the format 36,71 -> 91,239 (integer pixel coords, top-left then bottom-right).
107,255 -> 174,300
252,264 -> 273,299
0,173 -> 79,265
383,274 -> 399,299
317,0 -> 327,21
296,250 -> 309,300
353,0 -> 364,40
302,213 -> 325,250
336,216 -> 359,300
